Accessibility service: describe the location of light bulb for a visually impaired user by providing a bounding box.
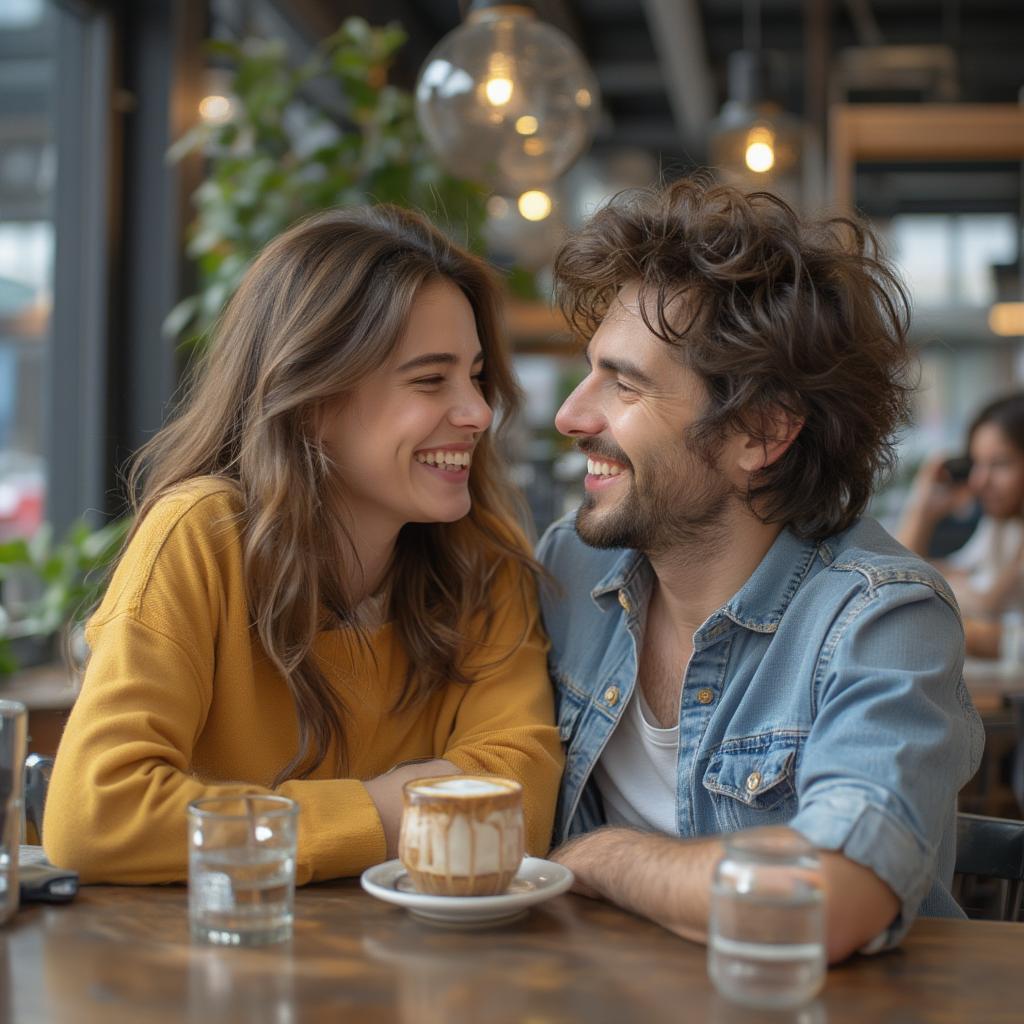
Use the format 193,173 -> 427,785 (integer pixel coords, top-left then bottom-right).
416,3 -> 599,195
518,189 -> 552,221
744,127 -> 776,173
989,303 -> 1024,337
483,44 -> 514,106
198,94 -> 232,124
485,76 -> 513,106
486,189 -> 565,270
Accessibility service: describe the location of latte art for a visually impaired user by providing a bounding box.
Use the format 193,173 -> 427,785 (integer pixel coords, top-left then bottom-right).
399,775 -> 524,897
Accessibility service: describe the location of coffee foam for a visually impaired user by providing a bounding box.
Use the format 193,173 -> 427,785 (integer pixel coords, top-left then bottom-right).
409,777 -> 514,798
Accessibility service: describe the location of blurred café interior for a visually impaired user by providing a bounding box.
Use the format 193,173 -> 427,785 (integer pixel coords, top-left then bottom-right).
2,0 -> 1024,819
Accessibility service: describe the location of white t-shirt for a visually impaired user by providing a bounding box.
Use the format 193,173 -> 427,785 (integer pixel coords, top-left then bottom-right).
945,516 -> 1024,616
592,687 -> 679,835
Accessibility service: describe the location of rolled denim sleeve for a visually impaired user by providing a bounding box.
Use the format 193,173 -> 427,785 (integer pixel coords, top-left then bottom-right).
787,580 -> 984,949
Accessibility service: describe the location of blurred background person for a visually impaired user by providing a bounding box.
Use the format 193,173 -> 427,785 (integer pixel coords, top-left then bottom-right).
899,393 -> 1024,657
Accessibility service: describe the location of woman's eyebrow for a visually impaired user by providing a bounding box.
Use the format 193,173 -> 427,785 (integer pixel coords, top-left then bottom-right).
395,351 -> 484,373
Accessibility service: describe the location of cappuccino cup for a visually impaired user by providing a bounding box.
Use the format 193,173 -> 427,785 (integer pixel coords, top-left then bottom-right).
398,775 -> 524,897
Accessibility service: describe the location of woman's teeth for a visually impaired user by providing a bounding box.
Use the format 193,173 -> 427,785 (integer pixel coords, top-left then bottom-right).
416,450 -> 471,471
587,458 -> 624,477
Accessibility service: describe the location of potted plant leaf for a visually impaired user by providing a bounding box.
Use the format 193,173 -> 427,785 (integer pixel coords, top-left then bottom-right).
166,16 -> 490,347
0,517 -> 130,676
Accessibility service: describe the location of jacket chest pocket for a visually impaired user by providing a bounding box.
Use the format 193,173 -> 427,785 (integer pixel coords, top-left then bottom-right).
702,732 -> 805,833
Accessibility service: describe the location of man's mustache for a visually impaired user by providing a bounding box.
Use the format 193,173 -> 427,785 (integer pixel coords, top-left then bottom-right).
575,439 -> 632,469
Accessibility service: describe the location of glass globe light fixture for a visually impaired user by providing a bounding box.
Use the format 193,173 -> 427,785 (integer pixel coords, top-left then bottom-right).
415,0 -> 600,196
484,191 -> 566,271
709,51 -> 803,190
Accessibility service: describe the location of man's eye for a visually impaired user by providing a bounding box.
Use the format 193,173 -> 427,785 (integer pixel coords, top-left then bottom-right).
615,380 -> 636,395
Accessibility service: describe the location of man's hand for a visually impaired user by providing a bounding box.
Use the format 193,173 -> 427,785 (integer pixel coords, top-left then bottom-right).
549,832 -> 607,899
551,827 -> 721,944
364,758 -> 459,859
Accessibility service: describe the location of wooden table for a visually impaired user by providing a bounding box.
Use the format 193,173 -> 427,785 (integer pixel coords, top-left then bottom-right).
4,882 -> 1022,1024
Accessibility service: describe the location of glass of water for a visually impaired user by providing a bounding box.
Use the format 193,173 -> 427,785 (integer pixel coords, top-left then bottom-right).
708,827 -> 825,1010
188,794 -> 299,946
0,700 -> 28,926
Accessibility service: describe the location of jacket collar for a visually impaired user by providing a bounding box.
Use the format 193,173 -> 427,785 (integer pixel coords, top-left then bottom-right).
589,528 -> 828,639
721,528 -> 826,633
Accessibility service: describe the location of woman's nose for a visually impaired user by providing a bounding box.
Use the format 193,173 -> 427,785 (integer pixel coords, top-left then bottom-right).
450,384 -> 493,433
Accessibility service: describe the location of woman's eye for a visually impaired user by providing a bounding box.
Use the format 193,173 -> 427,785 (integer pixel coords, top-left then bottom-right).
412,376 -> 445,388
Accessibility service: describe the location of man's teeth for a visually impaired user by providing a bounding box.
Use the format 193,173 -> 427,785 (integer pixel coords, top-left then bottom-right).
415,450 -> 471,471
587,458 -> 624,477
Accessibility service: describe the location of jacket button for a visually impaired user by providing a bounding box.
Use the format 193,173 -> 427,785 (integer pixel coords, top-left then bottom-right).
617,591 -> 631,613
696,688 -> 714,705
603,686 -> 620,706
745,771 -> 762,792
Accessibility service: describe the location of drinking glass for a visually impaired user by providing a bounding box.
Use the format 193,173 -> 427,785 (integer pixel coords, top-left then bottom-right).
708,827 -> 826,1009
187,794 -> 298,946
0,700 -> 28,926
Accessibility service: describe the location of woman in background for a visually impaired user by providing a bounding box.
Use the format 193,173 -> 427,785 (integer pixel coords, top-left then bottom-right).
43,205 -> 562,882
899,392 -> 1024,657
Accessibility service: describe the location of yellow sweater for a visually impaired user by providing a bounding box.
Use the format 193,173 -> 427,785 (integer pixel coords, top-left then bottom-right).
43,479 -> 562,884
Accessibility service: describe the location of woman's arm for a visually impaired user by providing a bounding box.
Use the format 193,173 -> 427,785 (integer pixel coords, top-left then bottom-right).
955,534 -> 1024,618
439,568 -> 564,857
896,454 -> 973,558
41,490 -> 439,884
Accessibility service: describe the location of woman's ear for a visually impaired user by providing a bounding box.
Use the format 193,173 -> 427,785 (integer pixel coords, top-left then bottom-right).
734,405 -> 805,474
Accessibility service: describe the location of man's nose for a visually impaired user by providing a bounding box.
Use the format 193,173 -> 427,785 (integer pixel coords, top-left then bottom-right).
555,378 -> 603,438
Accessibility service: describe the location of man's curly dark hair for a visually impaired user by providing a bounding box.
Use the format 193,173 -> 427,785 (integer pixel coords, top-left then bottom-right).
553,177 -> 914,541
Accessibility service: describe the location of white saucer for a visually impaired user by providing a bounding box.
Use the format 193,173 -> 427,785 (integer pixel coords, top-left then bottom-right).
360,856 -> 574,926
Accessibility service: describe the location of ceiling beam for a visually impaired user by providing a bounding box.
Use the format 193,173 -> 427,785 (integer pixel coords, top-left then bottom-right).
829,104 -> 1024,211
640,0 -> 715,152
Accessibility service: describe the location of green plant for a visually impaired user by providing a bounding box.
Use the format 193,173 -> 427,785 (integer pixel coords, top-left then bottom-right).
166,17 -> 490,345
0,518 -> 131,675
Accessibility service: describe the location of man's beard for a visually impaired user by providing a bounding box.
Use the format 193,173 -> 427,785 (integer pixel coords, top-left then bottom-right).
575,438 -> 736,555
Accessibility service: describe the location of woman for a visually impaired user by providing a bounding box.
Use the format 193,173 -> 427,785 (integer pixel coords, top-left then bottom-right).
43,206 -> 563,883
899,392 -> 1024,657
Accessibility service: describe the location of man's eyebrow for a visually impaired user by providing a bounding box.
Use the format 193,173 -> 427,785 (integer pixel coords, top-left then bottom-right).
395,351 -> 484,373
595,355 -> 657,390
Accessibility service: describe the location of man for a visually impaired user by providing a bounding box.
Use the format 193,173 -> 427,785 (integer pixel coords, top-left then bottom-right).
537,178 -> 984,963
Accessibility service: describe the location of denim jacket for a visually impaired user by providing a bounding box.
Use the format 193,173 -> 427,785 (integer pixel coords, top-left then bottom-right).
537,514 -> 985,944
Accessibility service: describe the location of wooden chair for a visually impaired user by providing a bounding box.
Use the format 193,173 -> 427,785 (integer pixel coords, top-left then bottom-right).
1010,695 -> 1024,816
953,811 -> 1024,922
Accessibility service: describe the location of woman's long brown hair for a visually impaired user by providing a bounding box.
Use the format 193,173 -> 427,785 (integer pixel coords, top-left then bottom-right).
125,205 -> 541,785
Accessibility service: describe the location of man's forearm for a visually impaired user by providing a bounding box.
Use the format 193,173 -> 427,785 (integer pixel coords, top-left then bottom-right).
552,827 -> 724,943
553,828 -> 901,963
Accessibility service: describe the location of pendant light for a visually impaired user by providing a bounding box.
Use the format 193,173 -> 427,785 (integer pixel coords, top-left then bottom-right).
709,0 -> 803,187
415,0 -> 599,196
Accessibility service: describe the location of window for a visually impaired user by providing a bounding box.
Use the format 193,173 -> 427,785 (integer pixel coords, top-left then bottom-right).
886,213 -> 1017,310
0,0 -> 54,540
